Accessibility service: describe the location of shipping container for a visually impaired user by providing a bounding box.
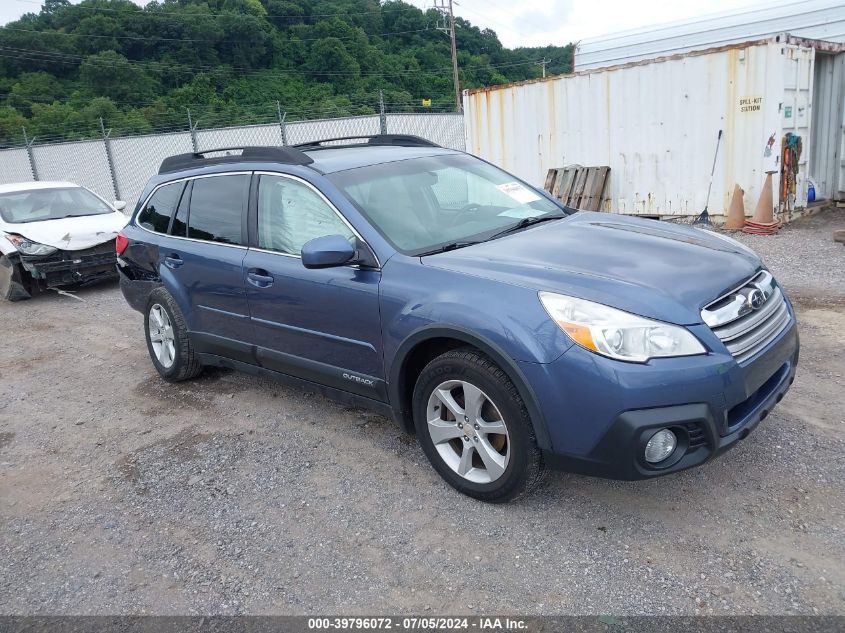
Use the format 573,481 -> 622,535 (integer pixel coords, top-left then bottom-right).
575,0 -> 845,71
463,35 -> 845,223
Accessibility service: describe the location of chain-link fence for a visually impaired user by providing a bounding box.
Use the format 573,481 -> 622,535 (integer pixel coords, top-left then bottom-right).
0,111 -> 465,207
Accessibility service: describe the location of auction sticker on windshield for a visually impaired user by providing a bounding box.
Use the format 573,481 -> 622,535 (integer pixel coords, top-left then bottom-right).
496,182 -> 541,204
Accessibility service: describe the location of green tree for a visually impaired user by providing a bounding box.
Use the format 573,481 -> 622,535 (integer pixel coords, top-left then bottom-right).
79,50 -> 161,103
0,0 -> 574,144
0,107 -> 27,146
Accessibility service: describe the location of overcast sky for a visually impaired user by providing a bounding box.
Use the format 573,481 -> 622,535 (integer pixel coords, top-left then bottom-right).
1,0 -> 767,48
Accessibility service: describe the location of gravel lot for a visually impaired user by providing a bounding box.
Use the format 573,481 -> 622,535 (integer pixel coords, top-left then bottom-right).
1,209 -> 844,616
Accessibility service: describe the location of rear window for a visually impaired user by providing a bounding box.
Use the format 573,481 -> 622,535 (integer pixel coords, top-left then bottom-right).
138,182 -> 184,233
187,175 -> 248,245
0,187 -> 113,224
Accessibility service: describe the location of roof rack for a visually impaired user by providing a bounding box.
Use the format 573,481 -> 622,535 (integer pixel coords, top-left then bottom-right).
294,134 -> 441,150
158,146 -> 313,174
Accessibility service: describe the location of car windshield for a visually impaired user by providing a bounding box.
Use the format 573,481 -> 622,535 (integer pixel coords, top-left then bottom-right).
329,153 -> 568,254
0,187 -> 113,224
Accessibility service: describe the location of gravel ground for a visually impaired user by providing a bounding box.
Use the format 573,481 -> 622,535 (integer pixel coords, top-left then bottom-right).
0,209 -> 844,616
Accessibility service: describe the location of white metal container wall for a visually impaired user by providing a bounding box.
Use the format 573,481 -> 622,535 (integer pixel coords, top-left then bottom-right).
575,0 -> 845,70
464,41 -> 815,219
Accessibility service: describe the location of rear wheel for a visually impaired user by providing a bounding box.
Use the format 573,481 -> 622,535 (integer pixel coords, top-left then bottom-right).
412,348 -> 544,502
144,289 -> 203,382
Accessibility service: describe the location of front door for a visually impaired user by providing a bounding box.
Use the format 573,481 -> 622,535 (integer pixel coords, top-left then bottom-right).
243,173 -> 384,400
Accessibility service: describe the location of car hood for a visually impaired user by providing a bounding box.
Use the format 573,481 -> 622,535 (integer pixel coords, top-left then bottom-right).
422,212 -> 762,325
5,211 -> 128,251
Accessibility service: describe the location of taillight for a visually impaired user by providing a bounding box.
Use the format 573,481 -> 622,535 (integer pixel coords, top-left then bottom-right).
115,232 -> 129,255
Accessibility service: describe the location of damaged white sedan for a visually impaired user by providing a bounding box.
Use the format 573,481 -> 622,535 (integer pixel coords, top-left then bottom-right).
0,181 -> 128,301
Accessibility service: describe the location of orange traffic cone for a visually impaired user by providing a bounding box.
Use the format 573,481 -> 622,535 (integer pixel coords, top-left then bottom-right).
743,172 -> 779,235
724,184 -> 745,230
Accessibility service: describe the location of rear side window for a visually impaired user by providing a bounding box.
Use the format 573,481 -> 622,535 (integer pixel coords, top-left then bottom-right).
187,175 -> 248,245
138,182 -> 184,233
170,181 -> 191,237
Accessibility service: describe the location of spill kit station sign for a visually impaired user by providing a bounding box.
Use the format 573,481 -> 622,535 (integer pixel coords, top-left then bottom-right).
739,96 -> 763,113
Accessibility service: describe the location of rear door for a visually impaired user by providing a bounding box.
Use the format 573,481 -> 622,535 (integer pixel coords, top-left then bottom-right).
242,172 -> 385,400
161,172 -> 253,361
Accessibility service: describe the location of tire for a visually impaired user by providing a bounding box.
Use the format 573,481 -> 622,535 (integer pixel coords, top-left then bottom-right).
0,255 -> 32,302
412,347 -> 544,502
144,288 -> 203,382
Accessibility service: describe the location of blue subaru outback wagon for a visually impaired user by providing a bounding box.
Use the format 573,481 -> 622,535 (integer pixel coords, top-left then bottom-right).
117,135 -> 799,502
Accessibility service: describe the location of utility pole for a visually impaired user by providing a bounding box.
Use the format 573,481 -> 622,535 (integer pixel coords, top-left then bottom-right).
435,0 -> 461,113
535,57 -> 551,78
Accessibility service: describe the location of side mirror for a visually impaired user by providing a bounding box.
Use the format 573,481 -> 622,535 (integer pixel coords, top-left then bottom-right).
301,234 -> 356,269
113,200 -> 127,212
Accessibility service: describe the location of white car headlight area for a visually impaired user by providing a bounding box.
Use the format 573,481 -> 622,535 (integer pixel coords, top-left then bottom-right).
539,292 -> 706,362
4,234 -> 58,257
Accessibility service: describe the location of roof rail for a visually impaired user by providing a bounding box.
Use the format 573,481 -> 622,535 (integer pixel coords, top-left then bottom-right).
158,146 -> 313,174
294,134 -> 441,150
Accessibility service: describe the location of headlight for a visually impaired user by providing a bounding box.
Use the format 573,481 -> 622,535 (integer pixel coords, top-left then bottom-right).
539,292 -> 706,362
4,234 -> 57,256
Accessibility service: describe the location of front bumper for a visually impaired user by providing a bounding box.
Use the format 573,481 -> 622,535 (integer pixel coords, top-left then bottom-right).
20,241 -> 117,287
520,314 -> 800,480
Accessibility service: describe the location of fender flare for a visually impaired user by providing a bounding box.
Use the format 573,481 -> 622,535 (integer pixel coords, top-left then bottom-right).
388,325 -> 553,451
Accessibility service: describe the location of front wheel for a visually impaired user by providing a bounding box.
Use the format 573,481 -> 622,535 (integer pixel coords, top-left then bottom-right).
0,255 -> 33,301
412,348 -> 544,502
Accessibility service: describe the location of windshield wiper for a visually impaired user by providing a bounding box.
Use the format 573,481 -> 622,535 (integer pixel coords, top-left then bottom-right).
485,214 -> 565,242
416,241 -> 482,257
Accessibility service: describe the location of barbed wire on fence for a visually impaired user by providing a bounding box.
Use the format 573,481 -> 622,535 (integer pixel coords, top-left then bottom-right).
0,103 -> 466,207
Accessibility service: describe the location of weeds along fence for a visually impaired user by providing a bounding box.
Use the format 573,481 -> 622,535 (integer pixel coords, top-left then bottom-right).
0,111 -> 465,208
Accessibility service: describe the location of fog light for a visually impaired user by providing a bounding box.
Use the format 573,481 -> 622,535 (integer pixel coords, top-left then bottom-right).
644,429 -> 677,464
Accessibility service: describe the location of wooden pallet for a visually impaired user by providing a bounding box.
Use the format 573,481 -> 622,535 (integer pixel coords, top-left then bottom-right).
544,166 -> 610,211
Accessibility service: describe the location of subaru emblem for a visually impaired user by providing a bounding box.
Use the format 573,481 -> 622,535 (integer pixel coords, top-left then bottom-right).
746,289 -> 765,310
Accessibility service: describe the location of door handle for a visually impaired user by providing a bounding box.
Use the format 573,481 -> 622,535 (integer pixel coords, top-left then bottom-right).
164,254 -> 183,269
247,269 -> 274,288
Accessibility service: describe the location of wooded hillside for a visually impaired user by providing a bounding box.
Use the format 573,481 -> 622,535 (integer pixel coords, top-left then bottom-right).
0,0 -> 572,145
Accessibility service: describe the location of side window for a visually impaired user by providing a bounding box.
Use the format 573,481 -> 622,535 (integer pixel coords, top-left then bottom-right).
138,182 -> 183,233
187,175 -> 249,245
257,175 -> 354,256
170,181 -> 191,237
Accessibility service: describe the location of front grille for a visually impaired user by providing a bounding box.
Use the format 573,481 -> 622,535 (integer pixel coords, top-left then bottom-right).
21,240 -> 117,273
702,271 -> 791,365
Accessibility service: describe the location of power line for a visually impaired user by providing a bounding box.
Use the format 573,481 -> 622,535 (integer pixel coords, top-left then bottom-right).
9,0 -> 435,21
0,24 -> 436,44
0,44 -> 545,80
535,57 -> 551,77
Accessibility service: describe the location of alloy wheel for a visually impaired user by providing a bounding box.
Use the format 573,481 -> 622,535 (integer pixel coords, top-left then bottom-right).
148,304 -> 176,369
425,379 -> 510,484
